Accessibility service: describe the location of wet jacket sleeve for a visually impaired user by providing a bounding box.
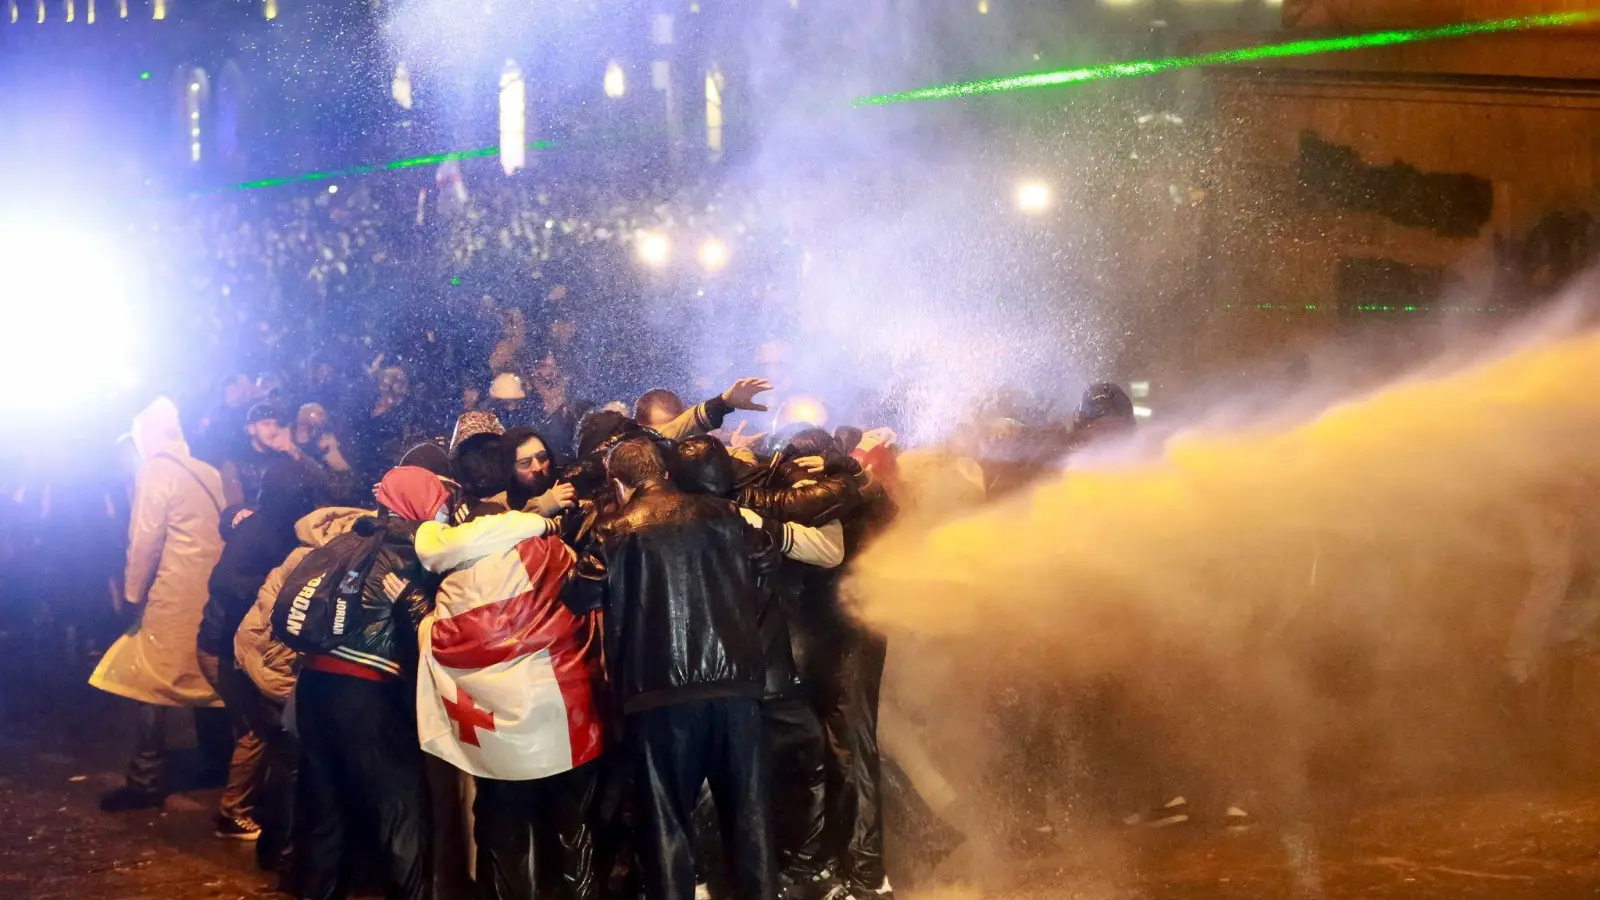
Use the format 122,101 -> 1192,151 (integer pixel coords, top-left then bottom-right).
742,516 -> 784,581
124,462 -> 173,606
397,577 -> 435,637
235,547 -> 307,702
740,468 -> 861,528
414,511 -> 557,573
560,531 -> 609,615
654,395 -> 735,440
738,508 -> 845,569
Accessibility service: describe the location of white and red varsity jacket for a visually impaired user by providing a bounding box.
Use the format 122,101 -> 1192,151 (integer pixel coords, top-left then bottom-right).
416,534 -> 605,780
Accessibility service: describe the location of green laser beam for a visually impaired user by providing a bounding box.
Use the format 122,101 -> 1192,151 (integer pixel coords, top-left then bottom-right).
855,12 -> 1600,106
227,143 -> 554,191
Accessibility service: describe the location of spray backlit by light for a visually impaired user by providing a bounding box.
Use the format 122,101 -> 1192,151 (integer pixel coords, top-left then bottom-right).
775,396 -> 829,431
853,12 -> 1599,106
0,225 -> 139,410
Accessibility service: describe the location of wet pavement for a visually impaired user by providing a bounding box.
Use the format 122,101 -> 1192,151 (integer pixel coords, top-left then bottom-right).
4,673 -> 1600,898
975,790 -> 1600,899
0,727 -> 274,900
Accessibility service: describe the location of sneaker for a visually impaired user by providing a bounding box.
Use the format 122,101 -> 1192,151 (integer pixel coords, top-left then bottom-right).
828,878 -> 894,900
98,785 -> 166,813
780,867 -> 838,900
1147,796 -> 1191,828
214,814 -> 263,841
1224,805 -> 1255,831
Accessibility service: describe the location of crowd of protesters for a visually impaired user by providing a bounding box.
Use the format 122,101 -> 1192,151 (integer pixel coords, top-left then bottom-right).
150,165 -> 799,419
5,157 -> 1598,900
83,353 -> 1021,900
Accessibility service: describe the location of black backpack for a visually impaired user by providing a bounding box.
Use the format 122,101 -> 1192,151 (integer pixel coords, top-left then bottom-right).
271,522 -> 386,654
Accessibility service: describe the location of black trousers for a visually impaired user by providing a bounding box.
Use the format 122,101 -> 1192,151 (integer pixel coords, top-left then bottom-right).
693,696 -> 827,892
124,703 -> 231,795
475,762 -> 601,900
629,698 -> 775,900
765,696 -> 828,881
811,631 -> 887,891
426,755 -> 477,900
294,669 -> 432,900
125,703 -> 171,794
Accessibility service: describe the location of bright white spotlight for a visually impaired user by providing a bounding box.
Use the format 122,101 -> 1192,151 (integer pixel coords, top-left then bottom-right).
698,238 -> 728,271
1016,180 -> 1053,213
637,232 -> 670,266
0,225 -> 138,410
604,61 -> 626,99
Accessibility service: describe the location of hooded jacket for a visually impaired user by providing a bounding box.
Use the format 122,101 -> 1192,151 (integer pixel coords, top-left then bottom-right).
235,507 -> 372,700
90,398 -> 226,707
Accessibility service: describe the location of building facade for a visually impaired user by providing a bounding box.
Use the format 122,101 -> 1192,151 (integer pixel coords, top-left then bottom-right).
1193,0 -> 1600,366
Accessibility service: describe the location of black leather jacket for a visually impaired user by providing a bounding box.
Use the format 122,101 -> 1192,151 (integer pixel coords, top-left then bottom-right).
736,457 -> 862,528
315,517 -> 436,679
736,456 -> 867,689
563,481 -> 779,713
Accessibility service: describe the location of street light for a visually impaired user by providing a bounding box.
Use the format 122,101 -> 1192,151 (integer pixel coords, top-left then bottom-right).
604,61 -> 626,98
1015,180 -> 1053,213
637,232 -> 670,266
698,238 -> 728,271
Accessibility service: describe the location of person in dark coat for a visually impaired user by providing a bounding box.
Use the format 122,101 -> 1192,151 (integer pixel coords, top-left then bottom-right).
561,438 -> 783,900
294,466 -> 450,900
675,437 -> 849,900
198,459 -> 319,840
219,404 -> 299,508
770,429 -> 898,900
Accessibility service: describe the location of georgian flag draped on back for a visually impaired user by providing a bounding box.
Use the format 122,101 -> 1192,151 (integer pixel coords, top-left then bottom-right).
417,535 -> 605,780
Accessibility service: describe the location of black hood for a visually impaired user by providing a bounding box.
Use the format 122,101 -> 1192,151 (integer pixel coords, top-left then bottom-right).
455,432 -> 508,502
576,410 -> 636,460
399,441 -> 452,478
258,459 -> 318,524
672,436 -> 735,498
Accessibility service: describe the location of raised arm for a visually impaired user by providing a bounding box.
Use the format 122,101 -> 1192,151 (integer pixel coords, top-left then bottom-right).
412,511 -> 557,573
654,377 -> 773,440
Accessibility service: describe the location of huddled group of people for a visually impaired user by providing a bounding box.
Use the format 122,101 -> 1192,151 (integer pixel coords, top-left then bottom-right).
23,295 -> 1599,900
89,351 -> 1047,900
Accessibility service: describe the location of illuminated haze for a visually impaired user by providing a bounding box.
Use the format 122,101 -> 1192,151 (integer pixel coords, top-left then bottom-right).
383,0 -> 1600,889
386,0 -> 1147,438
847,281 -> 1600,882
